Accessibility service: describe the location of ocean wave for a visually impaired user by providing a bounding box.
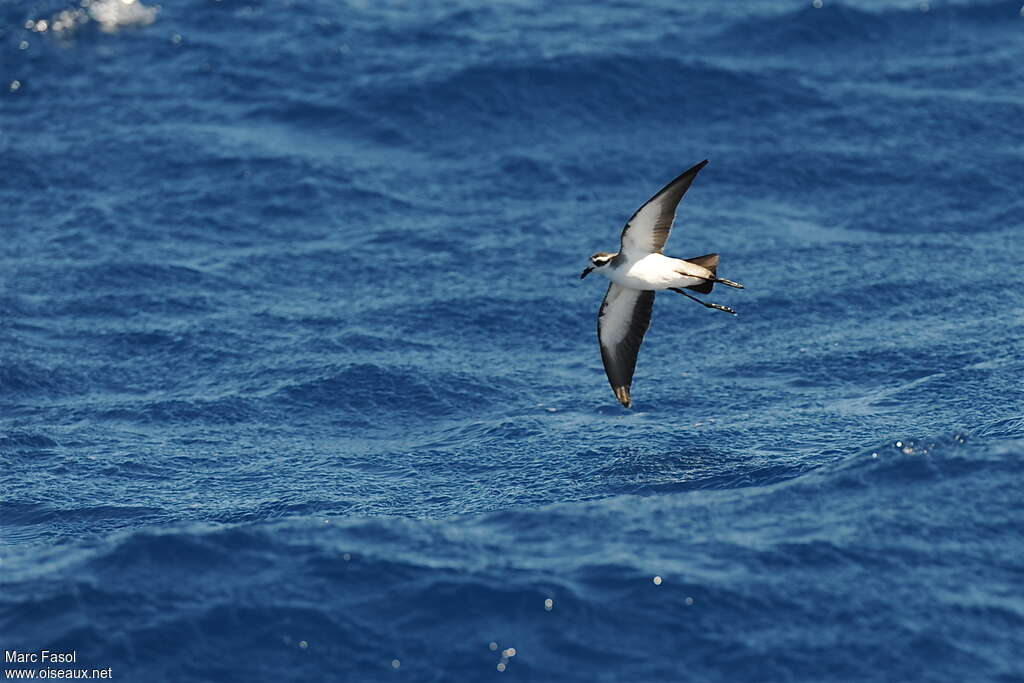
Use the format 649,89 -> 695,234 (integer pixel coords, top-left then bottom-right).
0,361 -> 87,398
355,54 -> 825,140
244,99 -> 413,148
800,429 -> 1023,495
383,295 -> 588,354
2,501 -> 165,528
0,429 -> 58,449
721,4 -> 894,49
719,1 -> 1024,52
92,395 -> 262,426
268,362 -> 509,419
47,291 -> 216,318
970,414 -> 1024,440
58,261 -> 223,291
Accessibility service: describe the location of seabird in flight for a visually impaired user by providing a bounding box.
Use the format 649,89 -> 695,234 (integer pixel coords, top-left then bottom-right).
580,159 -> 743,408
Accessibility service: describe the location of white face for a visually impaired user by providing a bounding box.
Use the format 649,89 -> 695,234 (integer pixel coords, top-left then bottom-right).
581,252 -> 616,279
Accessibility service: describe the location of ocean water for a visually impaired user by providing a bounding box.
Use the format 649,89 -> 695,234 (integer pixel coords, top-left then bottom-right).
2,0 -> 1024,680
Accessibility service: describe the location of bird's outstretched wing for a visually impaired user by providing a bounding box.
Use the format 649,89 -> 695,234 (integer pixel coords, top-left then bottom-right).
619,159 -> 708,257
598,283 -> 656,408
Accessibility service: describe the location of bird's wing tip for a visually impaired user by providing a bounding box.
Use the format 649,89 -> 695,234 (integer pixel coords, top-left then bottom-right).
614,386 -> 633,408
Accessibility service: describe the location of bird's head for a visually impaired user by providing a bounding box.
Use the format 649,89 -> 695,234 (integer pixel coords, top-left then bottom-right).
580,252 -> 616,279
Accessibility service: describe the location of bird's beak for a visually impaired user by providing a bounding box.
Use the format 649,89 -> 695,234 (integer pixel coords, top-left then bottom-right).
580,266 -> 594,280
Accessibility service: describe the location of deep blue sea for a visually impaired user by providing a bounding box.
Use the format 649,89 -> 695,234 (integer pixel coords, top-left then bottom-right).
3,0 -> 1024,680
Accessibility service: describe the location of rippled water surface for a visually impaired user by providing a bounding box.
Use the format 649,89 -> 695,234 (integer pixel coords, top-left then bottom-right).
3,1 -> 1024,680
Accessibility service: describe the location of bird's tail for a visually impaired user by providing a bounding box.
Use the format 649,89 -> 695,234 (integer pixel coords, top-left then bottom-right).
681,253 -> 744,292
683,253 -> 718,293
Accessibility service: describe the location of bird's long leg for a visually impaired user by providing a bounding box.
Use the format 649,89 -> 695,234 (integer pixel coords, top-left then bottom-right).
714,277 -> 744,289
669,288 -> 736,315
686,275 -> 745,289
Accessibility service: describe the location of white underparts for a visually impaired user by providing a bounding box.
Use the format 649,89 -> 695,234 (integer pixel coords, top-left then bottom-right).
601,253 -> 712,291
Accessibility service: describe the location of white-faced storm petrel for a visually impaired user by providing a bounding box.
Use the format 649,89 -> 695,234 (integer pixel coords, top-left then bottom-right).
580,160 -> 744,408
